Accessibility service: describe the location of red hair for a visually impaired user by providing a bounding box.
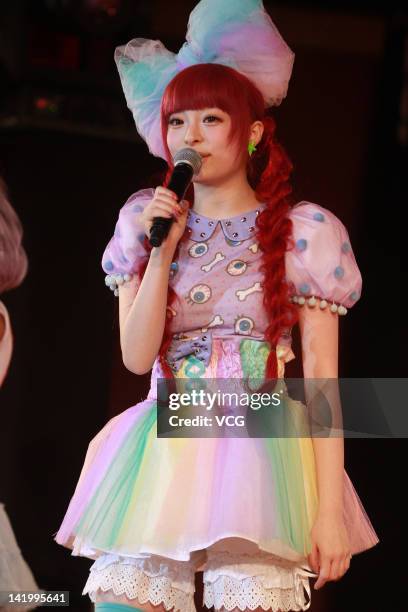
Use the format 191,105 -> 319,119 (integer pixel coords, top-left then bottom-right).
138,63 -> 299,387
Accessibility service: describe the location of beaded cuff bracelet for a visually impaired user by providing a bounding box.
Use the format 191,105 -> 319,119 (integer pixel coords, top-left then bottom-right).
290,294 -> 348,315
105,273 -> 134,296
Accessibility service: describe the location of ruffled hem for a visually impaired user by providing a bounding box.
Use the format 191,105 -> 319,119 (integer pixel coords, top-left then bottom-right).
203,574 -> 311,611
71,532 -> 308,565
83,553 -> 196,612
203,550 -> 317,611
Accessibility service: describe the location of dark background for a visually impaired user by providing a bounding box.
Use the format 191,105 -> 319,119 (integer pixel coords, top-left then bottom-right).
0,1 -> 406,610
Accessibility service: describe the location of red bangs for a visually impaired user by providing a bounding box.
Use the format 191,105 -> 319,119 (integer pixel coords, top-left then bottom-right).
160,63 -> 264,165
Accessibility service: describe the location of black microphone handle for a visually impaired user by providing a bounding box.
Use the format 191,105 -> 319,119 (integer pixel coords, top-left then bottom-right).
149,163 -> 194,248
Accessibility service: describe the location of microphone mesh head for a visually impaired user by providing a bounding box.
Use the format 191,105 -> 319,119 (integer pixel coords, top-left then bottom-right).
173,148 -> 202,175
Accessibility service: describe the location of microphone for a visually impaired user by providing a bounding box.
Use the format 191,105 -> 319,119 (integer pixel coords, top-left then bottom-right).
149,148 -> 203,247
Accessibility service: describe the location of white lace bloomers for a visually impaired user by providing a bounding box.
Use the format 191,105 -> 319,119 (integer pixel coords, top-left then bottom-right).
83,542 -> 317,611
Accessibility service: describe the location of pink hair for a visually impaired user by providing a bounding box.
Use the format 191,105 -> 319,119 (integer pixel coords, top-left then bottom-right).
137,63 -> 299,386
0,177 -> 28,294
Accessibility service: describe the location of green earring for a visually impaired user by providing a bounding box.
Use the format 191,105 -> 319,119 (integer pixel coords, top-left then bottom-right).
248,141 -> 257,156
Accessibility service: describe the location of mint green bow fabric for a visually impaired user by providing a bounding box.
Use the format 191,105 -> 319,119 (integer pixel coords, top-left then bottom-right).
114,0 -> 295,160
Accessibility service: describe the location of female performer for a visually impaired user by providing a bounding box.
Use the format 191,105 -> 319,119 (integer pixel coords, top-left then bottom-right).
54,1 -> 379,611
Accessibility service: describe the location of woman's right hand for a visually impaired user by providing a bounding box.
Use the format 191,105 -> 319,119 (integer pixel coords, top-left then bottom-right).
140,186 -> 189,254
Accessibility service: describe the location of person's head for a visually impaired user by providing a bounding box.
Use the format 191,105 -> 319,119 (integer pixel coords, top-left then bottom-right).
160,63 -> 265,186
0,178 -> 28,295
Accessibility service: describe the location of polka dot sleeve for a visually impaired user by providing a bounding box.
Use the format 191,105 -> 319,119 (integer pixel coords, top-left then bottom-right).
101,188 -> 154,293
285,201 -> 362,315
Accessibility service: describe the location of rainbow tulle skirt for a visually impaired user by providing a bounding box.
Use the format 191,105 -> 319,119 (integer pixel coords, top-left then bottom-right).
54,338 -> 379,563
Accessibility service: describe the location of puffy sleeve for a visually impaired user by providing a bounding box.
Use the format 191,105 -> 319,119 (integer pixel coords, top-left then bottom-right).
285,201 -> 362,315
102,188 -> 154,295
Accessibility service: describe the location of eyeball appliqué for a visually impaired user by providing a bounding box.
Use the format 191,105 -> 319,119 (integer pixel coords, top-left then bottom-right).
227,260 -> 248,276
186,284 -> 212,305
234,316 -> 254,335
189,242 -> 209,258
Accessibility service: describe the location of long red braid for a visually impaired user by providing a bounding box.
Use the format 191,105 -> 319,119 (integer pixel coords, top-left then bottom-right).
136,64 -> 300,383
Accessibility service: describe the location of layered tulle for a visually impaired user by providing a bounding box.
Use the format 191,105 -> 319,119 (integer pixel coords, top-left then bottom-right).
54,338 -> 379,565
114,0 -> 295,159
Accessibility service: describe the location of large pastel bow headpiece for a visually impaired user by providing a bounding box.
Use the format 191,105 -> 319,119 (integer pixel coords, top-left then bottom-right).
114,0 -> 295,161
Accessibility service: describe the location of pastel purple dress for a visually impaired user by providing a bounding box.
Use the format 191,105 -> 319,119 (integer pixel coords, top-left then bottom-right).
54,188 -> 379,610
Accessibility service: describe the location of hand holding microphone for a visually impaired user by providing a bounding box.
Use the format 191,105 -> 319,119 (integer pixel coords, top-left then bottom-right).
140,186 -> 190,253
148,148 -> 203,248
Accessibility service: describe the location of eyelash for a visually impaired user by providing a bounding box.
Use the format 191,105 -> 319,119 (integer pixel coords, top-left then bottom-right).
168,115 -> 220,126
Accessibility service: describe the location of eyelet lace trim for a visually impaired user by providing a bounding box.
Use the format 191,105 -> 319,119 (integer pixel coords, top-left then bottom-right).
82,553 -> 196,612
204,574 -> 308,611
203,551 -> 315,611
82,551 -> 316,612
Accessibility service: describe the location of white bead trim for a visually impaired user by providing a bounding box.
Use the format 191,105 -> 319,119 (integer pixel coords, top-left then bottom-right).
105,273 -> 134,297
290,294 -> 348,315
